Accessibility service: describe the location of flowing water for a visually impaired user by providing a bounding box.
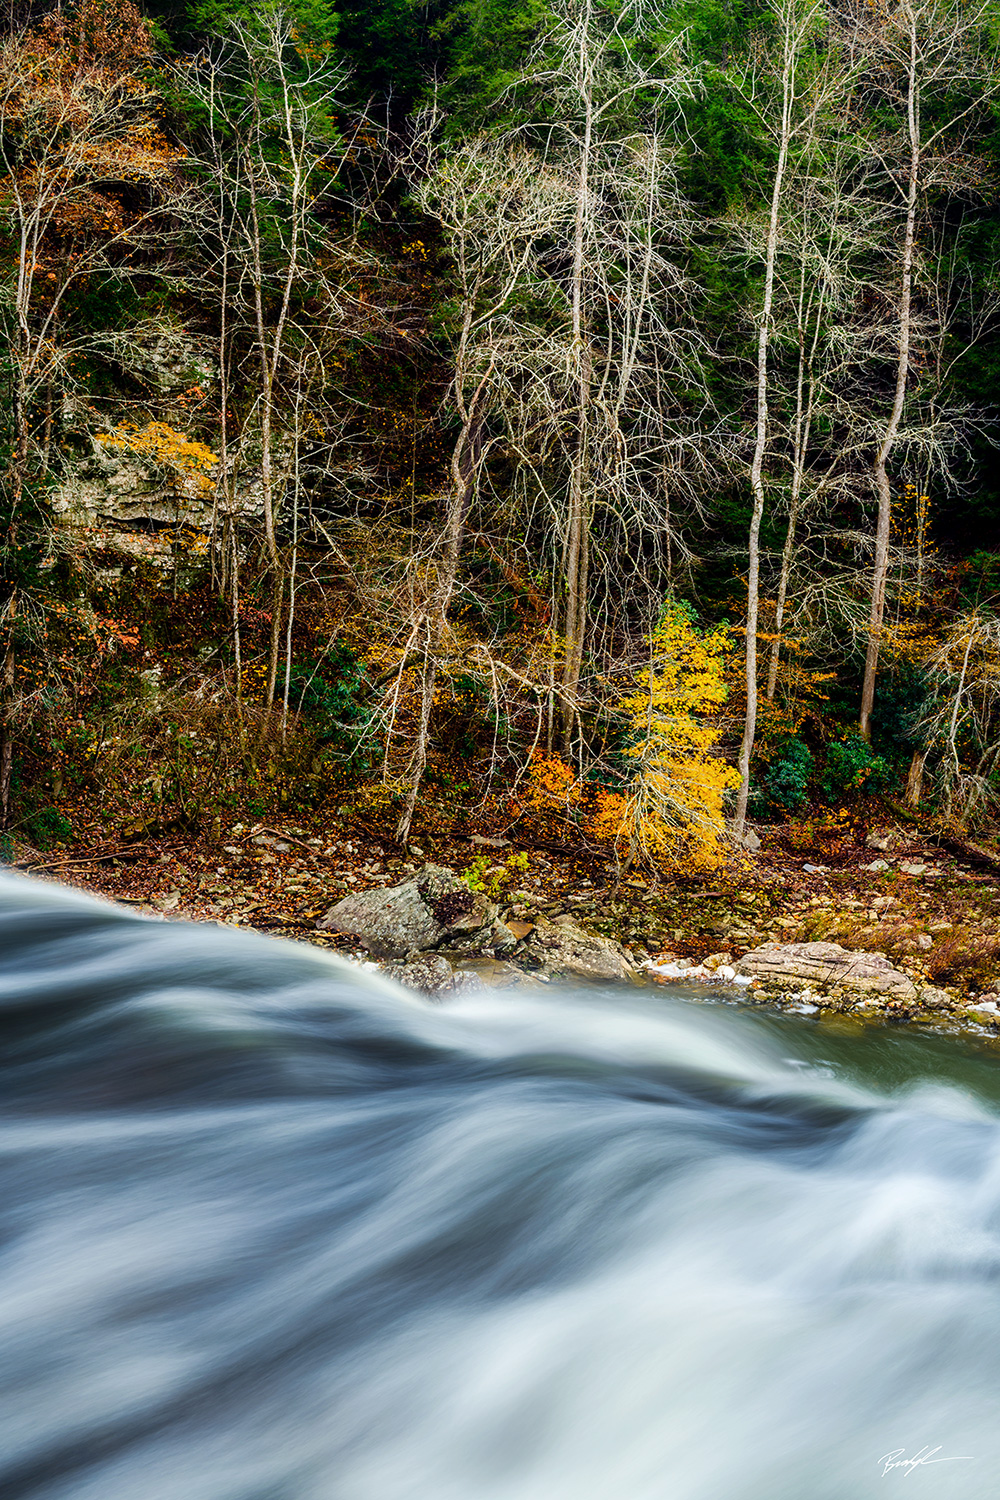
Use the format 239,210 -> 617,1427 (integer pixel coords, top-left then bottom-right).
2,873 -> 1000,1499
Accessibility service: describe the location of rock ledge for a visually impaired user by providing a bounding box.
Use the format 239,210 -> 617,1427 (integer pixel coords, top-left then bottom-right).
735,940 -> 946,1006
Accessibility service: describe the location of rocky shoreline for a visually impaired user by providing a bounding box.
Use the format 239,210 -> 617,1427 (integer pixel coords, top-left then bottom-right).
312,861 -> 1000,1036
21,816 -> 1000,1039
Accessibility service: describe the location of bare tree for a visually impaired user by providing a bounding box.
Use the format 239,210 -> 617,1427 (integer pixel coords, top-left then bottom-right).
517,0 -> 704,748
916,607 -> 1000,823
726,0 -> 847,838
391,130 -> 572,842
391,14 -> 707,839
187,8 -> 367,713
851,0 -> 999,738
0,0 -> 182,823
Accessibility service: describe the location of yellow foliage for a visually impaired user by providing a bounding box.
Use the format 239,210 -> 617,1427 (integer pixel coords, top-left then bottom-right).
590,599 -> 739,872
97,422 -> 218,498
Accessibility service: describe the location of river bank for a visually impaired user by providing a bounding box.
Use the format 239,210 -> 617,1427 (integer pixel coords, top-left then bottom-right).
14,816 -> 1000,1034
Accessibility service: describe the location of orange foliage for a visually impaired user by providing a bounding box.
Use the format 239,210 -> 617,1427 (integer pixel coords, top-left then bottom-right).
523,752 -> 580,811
0,0 -> 180,260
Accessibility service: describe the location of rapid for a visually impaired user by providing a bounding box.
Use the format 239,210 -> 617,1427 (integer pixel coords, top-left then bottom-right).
1,873 -> 998,1499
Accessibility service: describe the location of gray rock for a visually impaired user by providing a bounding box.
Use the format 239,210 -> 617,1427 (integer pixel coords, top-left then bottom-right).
520,913 -> 634,983
379,953 -> 483,998
916,985 -> 953,1009
899,861 -> 927,876
741,829 -> 762,852
451,958 -> 542,990
736,941 -> 918,1000
318,863 -> 511,959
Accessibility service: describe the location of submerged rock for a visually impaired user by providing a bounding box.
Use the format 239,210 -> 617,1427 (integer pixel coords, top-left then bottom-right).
378,953 -> 483,998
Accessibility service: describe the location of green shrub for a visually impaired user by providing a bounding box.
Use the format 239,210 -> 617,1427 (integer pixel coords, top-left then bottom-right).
870,663 -> 928,759
751,737 -> 813,816
819,735 -> 891,804
287,645 -> 377,768
23,805 -> 73,849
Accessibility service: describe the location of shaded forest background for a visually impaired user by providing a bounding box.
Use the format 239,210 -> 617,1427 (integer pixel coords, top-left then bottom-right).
2,0 -> 1000,874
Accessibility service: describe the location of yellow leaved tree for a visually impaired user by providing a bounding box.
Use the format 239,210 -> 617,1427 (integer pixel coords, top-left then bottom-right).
97,422 -> 218,498
590,599 -> 739,872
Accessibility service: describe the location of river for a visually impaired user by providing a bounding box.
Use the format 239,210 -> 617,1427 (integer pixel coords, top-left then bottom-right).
1,873 -> 998,1498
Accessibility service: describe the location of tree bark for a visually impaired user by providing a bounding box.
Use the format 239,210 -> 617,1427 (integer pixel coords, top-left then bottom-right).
733,2 -> 797,837
860,2 -> 919,740
560,0 -> 595,750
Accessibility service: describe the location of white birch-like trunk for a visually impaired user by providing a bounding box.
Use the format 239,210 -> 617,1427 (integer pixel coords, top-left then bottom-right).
766,248 -> 823,700
560,0 -> 595,749
733,1 -> 798,837
860,3 -> 919,740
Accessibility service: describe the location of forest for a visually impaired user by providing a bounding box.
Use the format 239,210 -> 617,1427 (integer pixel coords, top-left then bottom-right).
2,0 -> 1000,881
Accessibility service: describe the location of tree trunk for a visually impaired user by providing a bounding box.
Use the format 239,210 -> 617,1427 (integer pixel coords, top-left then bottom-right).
395,368 -> 492,846
905,748 -> 926,807
860,3 -> 919,740
0,594 -> 16,831
733,4 -> 797,837
560,4 -> 595,749
766,251 -> 820,700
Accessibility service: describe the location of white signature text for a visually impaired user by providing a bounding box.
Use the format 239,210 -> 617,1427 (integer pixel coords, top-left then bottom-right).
879,1447 -> 973,1478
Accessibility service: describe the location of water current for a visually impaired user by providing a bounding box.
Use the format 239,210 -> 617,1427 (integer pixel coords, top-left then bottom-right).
1,872 -> 999,1499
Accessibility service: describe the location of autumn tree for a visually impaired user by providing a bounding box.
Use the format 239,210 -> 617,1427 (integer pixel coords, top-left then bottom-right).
0,0 -> 181,823
589,598 -> 738,871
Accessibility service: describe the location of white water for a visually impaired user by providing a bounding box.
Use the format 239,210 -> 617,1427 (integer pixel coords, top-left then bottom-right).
0,874 -> 998,1498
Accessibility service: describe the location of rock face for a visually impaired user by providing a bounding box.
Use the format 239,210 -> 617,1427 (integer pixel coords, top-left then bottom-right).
47,328 -> 281,578
736,941 -> 918,1000
317,864 -> 514,960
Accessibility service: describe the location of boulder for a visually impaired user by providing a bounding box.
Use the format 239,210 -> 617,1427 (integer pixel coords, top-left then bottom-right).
736,941 -> 918,1000
519,913 -> 634,983
448,957 -> 542,990
317,863 -> 514,960
919,985 -> 953,1009
378,953 -> 483,998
